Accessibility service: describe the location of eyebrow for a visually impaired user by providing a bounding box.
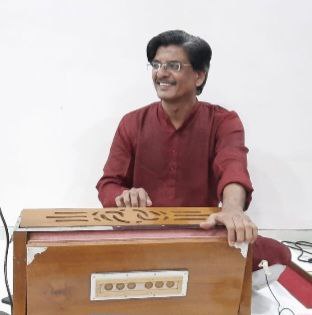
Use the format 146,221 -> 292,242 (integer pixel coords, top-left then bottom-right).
152,59 -> 182,63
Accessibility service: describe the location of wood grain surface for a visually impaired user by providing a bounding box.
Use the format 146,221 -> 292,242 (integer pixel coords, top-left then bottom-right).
19,207 -> 219,228
25,238 -> 250,315
14,208 -> 250,315
13,231 -> 27,315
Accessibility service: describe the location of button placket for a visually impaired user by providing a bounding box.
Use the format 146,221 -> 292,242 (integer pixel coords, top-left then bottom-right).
166,131 -> 180,197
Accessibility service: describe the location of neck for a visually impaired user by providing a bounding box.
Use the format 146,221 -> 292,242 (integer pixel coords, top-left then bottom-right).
161,97 -> 198,129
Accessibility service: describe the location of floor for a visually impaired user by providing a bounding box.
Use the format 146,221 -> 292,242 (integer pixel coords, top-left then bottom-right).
0,228 -> 311,314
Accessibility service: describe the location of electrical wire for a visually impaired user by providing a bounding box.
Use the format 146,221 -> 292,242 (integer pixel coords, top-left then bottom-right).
0,207 -> 13,314
264,273 -> 295,315
282,241 -> 312,263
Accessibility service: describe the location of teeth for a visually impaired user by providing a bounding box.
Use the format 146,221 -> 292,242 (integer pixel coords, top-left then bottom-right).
159,82 -> 171,86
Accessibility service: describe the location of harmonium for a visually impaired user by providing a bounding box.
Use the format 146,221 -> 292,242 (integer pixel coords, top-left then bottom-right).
13,207 -> 252,315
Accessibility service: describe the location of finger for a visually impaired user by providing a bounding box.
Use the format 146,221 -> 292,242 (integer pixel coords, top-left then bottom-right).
251,223 -> 258,243
242,214 -> 258,243
224,218 -> 236,246
215,214 -> 237,245
199,213 -> 217,229
122,190 -> 131,207
232,215 -> 245,243
244,220 -> 254,243
115,195 -> 125,207
218,214 -> 236,245
138,188 -> 147,207
146,195 -> 152,206
129,189 -> 139,207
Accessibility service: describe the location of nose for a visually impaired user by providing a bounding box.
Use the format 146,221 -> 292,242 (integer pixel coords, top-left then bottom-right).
159,63 -> 169,71
155,64 -> 170,77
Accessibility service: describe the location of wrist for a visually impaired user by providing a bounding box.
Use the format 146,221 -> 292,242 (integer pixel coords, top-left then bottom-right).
221,204 -> 244,213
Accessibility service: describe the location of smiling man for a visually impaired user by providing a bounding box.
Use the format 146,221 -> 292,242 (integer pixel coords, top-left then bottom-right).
96,30 -> 258,246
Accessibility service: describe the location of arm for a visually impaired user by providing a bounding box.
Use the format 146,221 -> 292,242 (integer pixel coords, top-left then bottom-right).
213,110 -> 253,209
200,110 -> 257,244
96,116 -> 152,207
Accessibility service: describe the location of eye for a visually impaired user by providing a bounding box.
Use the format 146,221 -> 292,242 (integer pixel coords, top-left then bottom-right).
151,61 -> 161,70
167,61 -> 181,71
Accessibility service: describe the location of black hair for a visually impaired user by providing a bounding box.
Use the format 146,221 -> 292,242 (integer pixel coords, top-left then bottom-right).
146,30 -> 212,95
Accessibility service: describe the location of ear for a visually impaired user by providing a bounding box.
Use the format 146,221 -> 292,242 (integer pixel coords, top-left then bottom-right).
195,71 -> 207,87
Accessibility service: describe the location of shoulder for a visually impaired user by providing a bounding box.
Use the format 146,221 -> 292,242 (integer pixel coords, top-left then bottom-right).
116,102 -> 159,141
199,101 -> 242,123
121,102 -> 159,125
199,101 -> 236,115
198,101 -> 244,137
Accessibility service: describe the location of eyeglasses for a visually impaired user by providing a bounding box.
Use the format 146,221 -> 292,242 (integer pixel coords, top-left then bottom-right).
148,61 -> 192,72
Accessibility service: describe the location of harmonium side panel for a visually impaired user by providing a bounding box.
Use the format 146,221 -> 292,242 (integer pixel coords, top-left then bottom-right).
26,236 -> 249,315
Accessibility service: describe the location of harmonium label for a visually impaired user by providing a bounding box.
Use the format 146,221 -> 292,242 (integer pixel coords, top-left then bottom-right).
90,270 -> 189,301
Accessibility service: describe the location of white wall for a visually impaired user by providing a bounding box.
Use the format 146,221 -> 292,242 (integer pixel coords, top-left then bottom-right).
0,0 -> 311,228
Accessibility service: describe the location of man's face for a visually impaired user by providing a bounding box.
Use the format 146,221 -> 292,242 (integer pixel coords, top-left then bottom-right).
151,45 -> 205,104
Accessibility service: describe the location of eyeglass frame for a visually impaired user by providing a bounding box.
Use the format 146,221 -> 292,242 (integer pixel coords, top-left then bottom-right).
147,60 -> 192,72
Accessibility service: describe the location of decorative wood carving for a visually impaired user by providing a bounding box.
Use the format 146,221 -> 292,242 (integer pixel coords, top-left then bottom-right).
19,207 -> 219,228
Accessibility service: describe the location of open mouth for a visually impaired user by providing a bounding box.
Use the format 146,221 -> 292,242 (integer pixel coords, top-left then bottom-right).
156,81 -> 176,87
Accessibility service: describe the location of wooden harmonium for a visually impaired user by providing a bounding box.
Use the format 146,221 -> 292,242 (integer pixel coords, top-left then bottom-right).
14,207 -> 251,315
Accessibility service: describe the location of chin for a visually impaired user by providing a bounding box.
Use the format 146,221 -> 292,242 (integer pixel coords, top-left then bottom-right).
158,95 -> 175,103
156,90 -> 175,101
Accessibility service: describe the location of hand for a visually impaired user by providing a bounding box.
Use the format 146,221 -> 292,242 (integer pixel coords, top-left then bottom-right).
115,187 -> 152,207
200,210 -> 258,246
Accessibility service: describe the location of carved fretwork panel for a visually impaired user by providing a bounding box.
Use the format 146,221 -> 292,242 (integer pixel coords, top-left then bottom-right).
19,207 -> 219,228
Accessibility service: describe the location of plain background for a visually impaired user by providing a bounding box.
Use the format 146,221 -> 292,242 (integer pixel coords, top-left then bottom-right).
0,0 -> 311,229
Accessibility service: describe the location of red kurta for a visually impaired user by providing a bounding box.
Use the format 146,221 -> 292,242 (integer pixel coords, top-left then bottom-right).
96,101 -> 253,208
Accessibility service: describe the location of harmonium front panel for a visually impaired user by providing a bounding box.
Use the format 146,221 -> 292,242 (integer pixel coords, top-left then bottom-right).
15,208 -> 251,315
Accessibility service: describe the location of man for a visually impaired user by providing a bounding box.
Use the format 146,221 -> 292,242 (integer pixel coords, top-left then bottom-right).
96,30 -> 258,247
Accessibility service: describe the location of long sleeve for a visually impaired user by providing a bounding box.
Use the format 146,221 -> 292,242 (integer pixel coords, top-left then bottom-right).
96,117 -> 135,207
212,110 -> 253,209
96,102 -> 253,208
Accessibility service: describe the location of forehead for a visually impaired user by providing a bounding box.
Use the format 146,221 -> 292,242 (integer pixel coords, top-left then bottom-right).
154,45 -> 189,62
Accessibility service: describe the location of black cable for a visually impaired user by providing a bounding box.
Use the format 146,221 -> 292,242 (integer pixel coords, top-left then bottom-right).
264,273 -> 295,315
282,240 -> 312,263
0,207 -> 13,314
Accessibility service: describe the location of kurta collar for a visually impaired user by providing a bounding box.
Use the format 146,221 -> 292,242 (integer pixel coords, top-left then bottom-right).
157,100 -> 201,131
